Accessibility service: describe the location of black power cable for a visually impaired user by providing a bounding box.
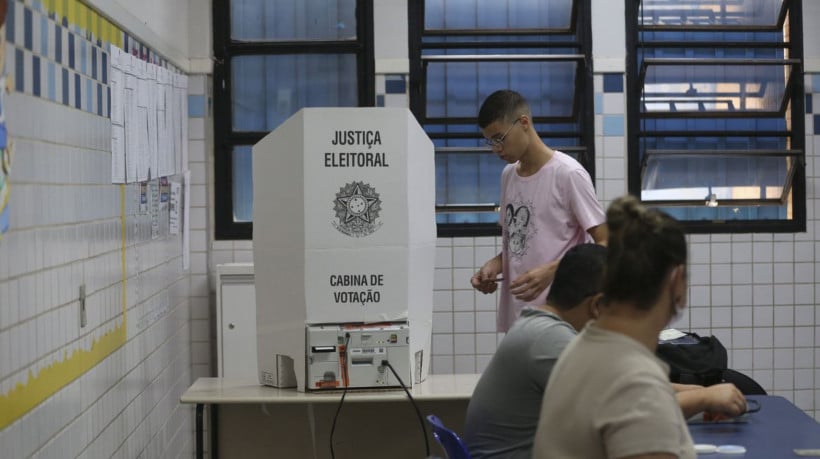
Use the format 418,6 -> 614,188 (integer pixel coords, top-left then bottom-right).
329,332 -> 351,459
382,359 -> 430,458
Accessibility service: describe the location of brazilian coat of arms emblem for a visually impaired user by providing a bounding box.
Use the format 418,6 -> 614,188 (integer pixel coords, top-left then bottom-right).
332,181 -> 382,237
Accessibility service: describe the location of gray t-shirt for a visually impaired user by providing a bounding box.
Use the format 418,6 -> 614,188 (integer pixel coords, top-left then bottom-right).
463,308 -> 576,458
533,324 -> 696,459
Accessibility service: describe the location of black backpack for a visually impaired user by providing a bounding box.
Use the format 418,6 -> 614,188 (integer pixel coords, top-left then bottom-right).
656,333 -> 727,386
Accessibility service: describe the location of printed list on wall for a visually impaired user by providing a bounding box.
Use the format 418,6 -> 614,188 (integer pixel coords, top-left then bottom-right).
109,46 -> 188,183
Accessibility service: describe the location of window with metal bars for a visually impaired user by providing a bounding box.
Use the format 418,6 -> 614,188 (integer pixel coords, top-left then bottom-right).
213,0 -> 374,239
408,0 -> 595,238
626,0 -> 806,233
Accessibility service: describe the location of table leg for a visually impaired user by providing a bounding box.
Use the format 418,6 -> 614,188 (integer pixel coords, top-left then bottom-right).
196,403 -> 204,459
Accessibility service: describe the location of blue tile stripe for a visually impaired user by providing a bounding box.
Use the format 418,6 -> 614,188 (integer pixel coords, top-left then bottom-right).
188,95 -> 206,118
3,0 -> 177,119
385,74 -> 406,94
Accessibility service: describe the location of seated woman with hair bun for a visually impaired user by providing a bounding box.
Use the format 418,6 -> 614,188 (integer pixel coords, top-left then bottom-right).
533,194 -> 725,459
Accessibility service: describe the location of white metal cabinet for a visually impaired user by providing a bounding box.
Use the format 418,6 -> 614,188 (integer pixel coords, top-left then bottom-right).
216,263 -> 258,378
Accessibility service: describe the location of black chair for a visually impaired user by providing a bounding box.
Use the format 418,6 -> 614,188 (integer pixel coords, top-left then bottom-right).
722,368 -> 767,395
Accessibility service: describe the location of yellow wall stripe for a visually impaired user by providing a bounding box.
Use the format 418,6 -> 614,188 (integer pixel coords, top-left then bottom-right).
0,182 -> 129,430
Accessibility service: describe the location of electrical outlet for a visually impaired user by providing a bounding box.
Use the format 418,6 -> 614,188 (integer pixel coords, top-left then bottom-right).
79,284 -> 86,328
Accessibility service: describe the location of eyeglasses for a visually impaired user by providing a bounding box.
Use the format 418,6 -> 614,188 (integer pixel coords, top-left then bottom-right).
482,118 -> 520,148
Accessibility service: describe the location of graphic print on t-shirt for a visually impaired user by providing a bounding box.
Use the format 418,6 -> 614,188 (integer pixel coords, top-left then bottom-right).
505,200 -> 536,259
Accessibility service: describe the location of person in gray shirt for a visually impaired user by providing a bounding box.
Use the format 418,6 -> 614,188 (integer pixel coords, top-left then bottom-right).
463,243 -> 606,459
463,242 -> 746,458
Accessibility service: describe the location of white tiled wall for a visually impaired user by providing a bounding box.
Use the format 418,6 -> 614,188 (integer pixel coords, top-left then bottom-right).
205,6 -> 820,424
0,92 -> 192,456
0,0 -> 196,457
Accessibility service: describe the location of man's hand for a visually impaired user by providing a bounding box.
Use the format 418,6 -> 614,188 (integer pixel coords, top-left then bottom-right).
700,383 -> 747,420
677,383 -> 746,419
509,260 -> 558,301
471,255 -> 502,294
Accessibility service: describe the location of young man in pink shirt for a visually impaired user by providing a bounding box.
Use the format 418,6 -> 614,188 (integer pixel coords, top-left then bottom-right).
470,90 -> 608,332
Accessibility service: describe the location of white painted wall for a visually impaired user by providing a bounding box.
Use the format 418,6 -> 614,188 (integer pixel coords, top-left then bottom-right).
591,0 -> 626,72
86,0 -> 191,70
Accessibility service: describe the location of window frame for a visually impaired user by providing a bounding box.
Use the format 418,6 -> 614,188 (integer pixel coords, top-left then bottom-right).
625,0 -> 806,233
408,0 -> 596,238
213,0 -> 375,240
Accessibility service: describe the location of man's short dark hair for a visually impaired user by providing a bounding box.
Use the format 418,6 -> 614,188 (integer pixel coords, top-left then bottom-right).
547,244 -> 607,311
478,90 -> 531,128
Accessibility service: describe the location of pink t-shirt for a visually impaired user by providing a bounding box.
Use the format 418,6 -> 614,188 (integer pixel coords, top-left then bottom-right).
497,151 -> 605,332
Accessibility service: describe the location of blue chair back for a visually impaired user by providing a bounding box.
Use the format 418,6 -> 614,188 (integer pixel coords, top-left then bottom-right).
426,414 -> 471,459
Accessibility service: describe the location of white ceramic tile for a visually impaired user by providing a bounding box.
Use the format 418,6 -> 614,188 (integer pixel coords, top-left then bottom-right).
753,348 -> 773,368
730,349 -> 753,369
752,284 -> 773,306
796,296 -> 815,320
452,268 -> 474,290
773,241 -> 794,262
432,312 -> 453,334
711,243 -> 731,263
431,355 -> 453,375
688,265 -> 710,286
752,263 -> 773,284
774,283 -> 794,305
189,252 -> 207,275
233,240 -> 253,250
795,369 -> 814,390
731,286 -> 752,309
452,237 -> 473,247
474,246 -> 497,267
475,311 -> 496,333
184,75 -> 206,96
432,290 -> 452,312
436,237 -> 452,247
773,263 -> 794,284
711,307 -> 732,327
435,246 -> 452,269
210,252 -> 235,278
690,308 -> 710,328
453,312 -> 475,333
188,118 -> 205,140
795,348 -> 814,368
602,136 -> 624,159
774,369 -> 794,390
433,268 -> 452,291
689,243 -> 711,265
774,305 -> 795,326
710,264 -> 731,285
453,334 -> 475,355
753,306 -> 774,327
602,157 -> 625,180
689,286 -> 709,307
234,250 -> 253,263
431,334 -> 453,355
711,286 -> 732,306
452,290 -> 475,312
602,93 -> 624,114
454,355 -> 476,373
795,327 -> 814,348
475,290 -> 497,311
731,242 -> 752,263
475,333 -> 498,355
453,246 -> 474,268
752,242 -> 773,262
795,263 -> 814,284
753,326 -> 774,347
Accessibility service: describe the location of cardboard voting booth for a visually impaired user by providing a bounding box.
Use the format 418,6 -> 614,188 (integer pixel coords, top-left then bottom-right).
253,108 -> 436,391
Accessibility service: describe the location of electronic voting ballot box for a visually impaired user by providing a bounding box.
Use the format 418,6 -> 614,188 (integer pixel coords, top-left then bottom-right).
252,108 -> 435,391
